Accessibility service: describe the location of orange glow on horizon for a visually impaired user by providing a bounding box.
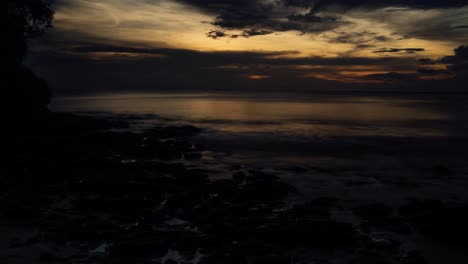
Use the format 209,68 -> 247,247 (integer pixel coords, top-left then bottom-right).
247,75 -> 270,80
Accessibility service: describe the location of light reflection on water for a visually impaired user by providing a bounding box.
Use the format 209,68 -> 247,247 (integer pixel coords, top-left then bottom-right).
52,92 -> 447,138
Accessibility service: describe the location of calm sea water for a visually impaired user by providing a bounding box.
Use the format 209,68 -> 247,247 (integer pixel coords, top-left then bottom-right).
51,92 -> 451,136
51,91 -> 468,165
51,92 -> 468,156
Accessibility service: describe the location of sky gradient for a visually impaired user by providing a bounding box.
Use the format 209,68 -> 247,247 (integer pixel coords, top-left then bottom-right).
27,0 -> 468,94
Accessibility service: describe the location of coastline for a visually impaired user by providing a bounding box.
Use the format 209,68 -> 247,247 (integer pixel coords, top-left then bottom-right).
1,112 -> 468,263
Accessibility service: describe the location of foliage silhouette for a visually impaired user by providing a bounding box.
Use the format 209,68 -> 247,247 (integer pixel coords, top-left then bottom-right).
5,0 -> 54,124
7,0 -> 54,62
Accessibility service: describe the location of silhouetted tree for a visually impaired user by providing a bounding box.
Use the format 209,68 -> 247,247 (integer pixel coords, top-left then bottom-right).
7,0 -> 54,63
5,0 -> 54,123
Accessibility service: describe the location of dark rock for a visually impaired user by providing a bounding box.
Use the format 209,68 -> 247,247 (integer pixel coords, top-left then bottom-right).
252,220 -> 357,249
184,151 -> 203,160
286,197 -> 338,220
144,125 -> 201,139
309,166 -> 336,174
431,164 -> 453,177
232,171 -> 246,183
279,166 -> 308,174
378,177 -> 420,188
400,250 -> 428,264
8,232 -> 41,248
247,170 -> 280,182
39,251 -> 68,262
349,255 -> 392,264
354,203 -> 412,234
344,180 -> 373,187
353,203 -> 393,221
399,199 -> 468,244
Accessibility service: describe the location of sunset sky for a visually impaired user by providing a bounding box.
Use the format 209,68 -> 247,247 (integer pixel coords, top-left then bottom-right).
28,0 -> 468,94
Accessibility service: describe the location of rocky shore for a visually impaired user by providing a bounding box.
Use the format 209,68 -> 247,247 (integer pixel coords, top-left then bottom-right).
1,113 -> 467,264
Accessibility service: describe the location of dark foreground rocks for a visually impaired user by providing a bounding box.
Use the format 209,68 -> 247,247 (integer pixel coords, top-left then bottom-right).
1,113 -> 458,263
399,199 -> 468,244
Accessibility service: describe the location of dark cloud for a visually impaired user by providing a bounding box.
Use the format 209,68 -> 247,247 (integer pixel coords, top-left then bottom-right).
206,29 -> 228,39
210,2 -> 271,29
239,28 -> 273,38
330,31 -> 393,45
178,0 -> 347,37
416,45 -> 467,79
417,68 -> 451,76
355,44 -> 375,49
69,45 -> 300,63
177,0 -> 467,40
177,0 -> 251,10
360,72 -> 419,82
287,13 -> 339,23
417,58 -> 438,65
441,45 -> 468,78
26,51 -> 335,94
309,0 -> 467,10
452,25 -> 468,29
68,44 -> 416,66
26,43 -> 426,94
440,45 -> 468,63
373,48 -> 425,54
206,28 -> 274,39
